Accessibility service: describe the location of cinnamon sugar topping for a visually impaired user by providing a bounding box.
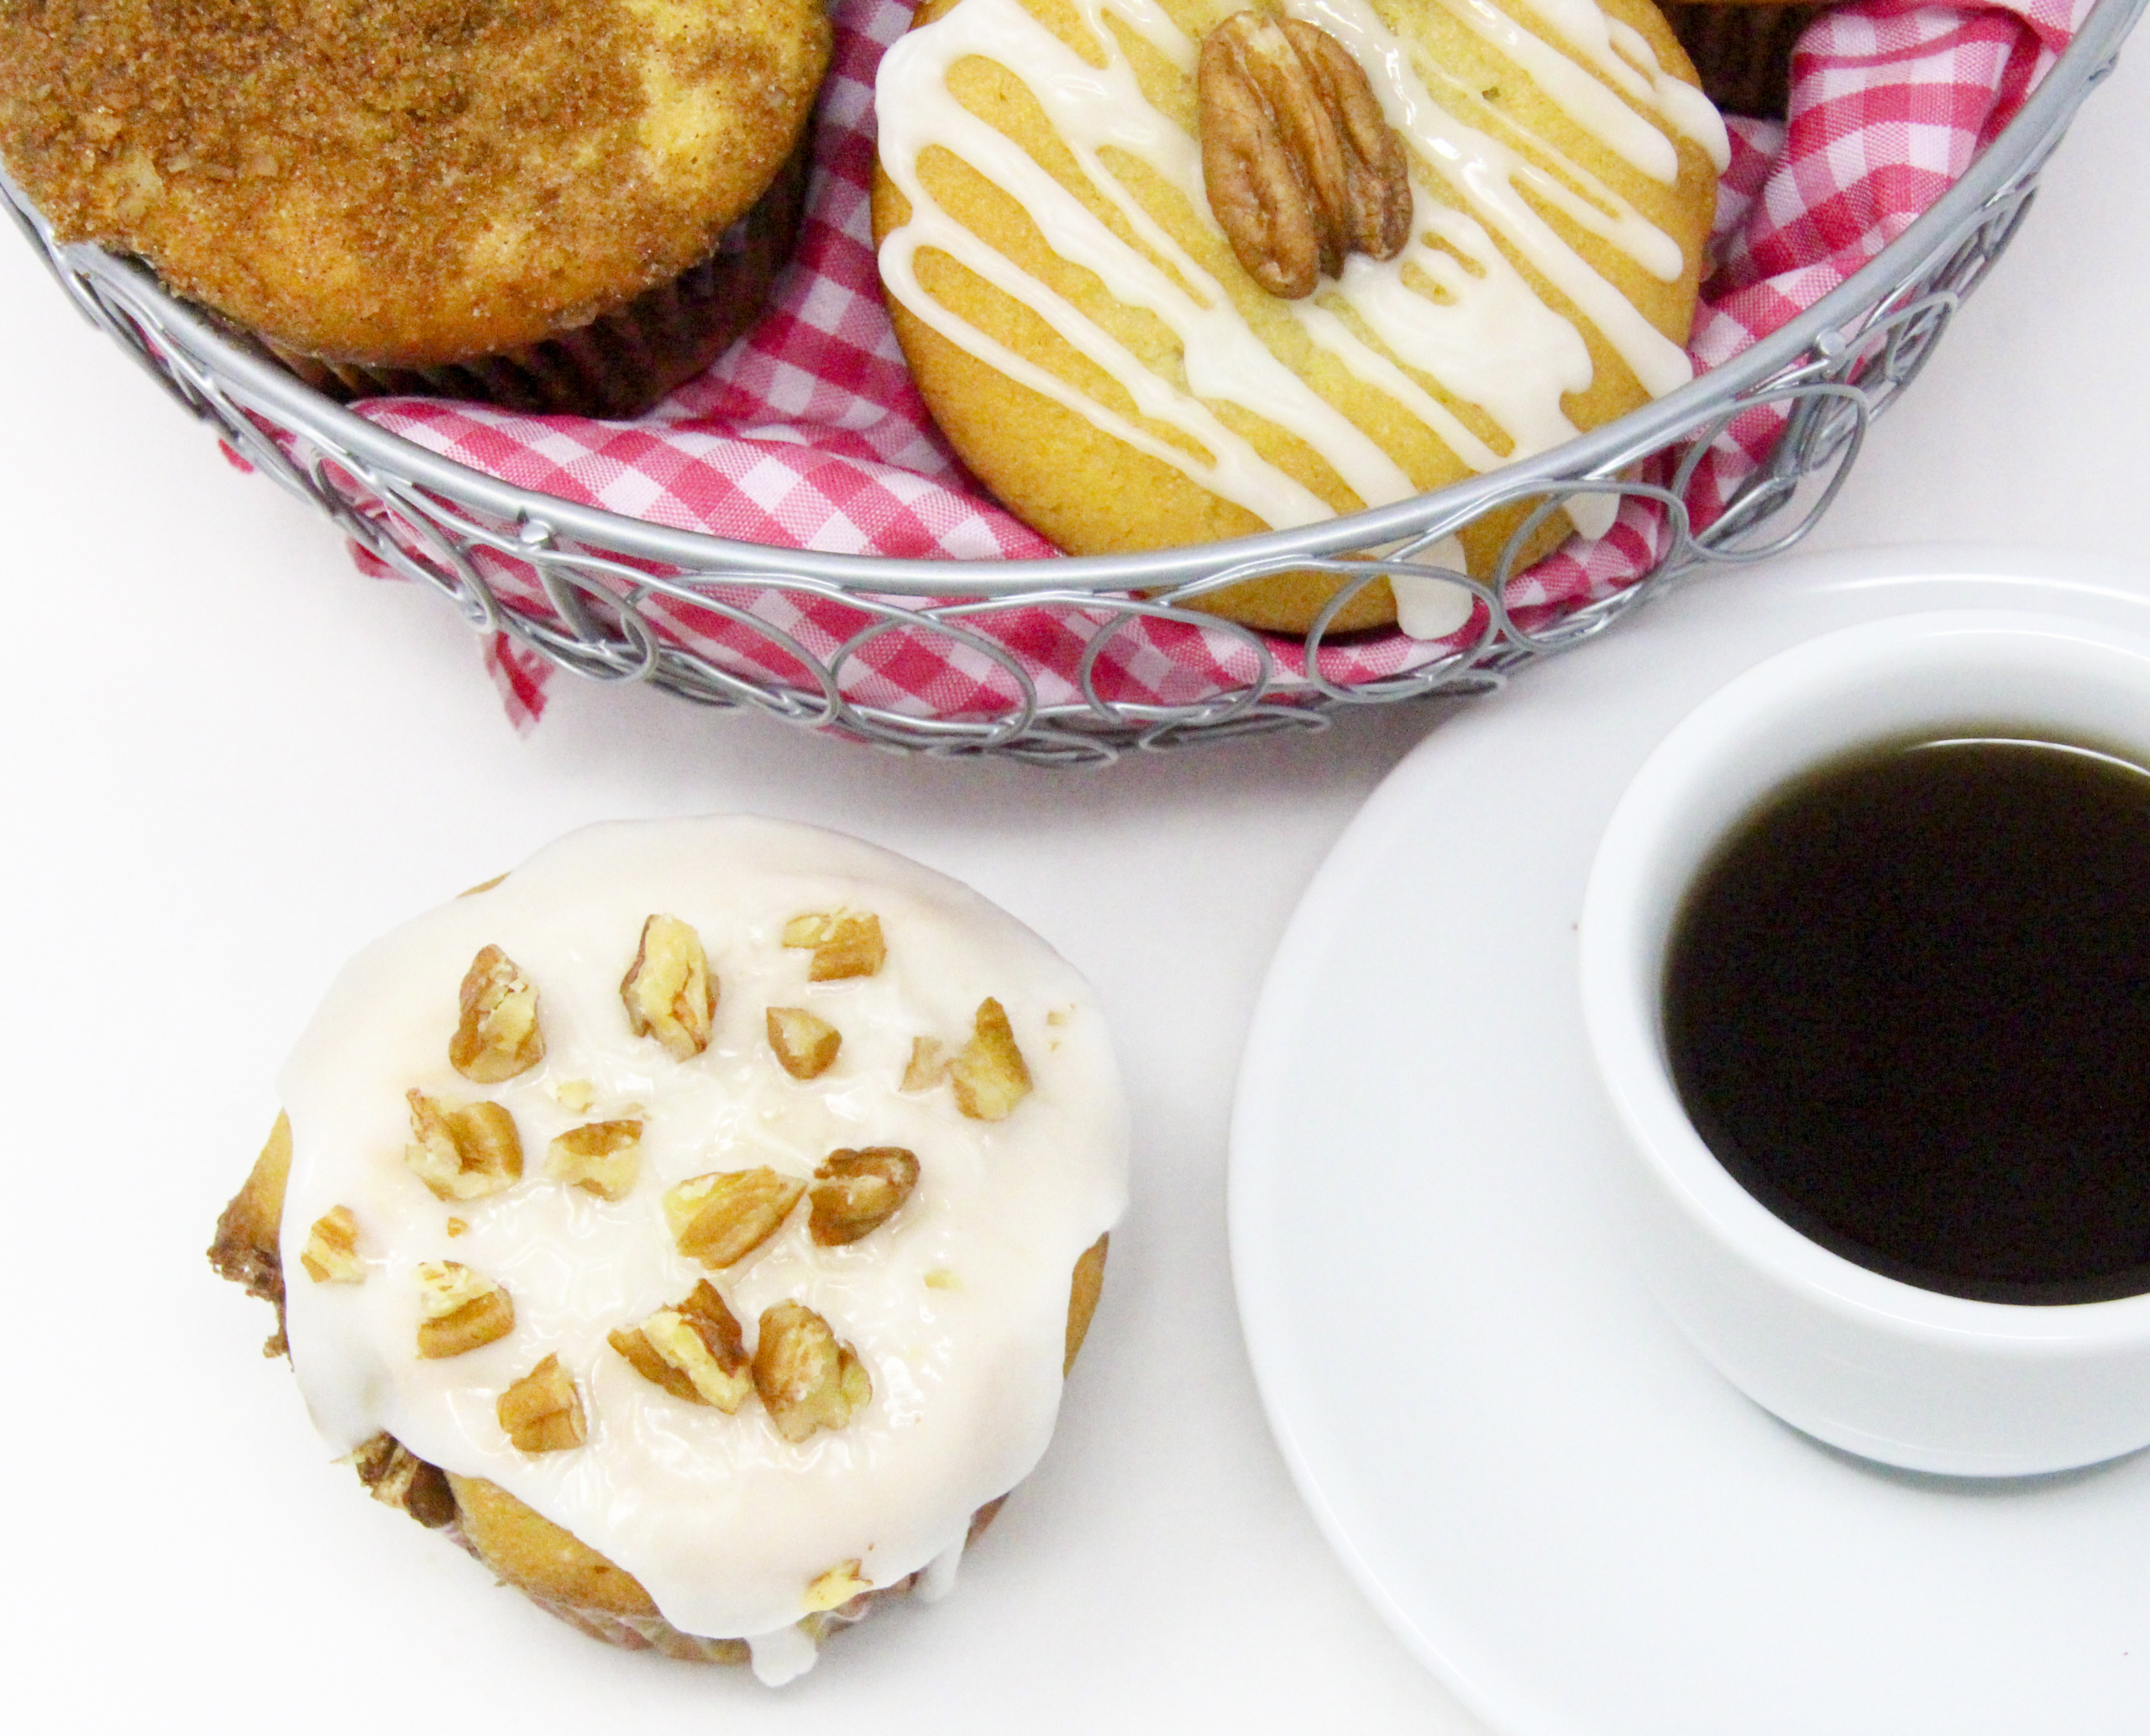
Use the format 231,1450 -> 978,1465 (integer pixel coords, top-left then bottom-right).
0,0 -> 830,361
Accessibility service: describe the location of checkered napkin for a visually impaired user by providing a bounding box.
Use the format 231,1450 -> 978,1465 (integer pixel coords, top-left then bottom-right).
338,0 -> 2091,730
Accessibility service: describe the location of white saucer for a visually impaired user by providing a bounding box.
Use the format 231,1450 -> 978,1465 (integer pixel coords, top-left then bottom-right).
1230,548 -> 2150,1736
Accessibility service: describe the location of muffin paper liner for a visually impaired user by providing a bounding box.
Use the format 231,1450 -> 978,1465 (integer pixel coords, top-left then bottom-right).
265,134 -> 815,420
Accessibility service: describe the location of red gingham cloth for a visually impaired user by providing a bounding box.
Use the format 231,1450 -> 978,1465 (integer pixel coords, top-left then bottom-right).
327,0 -> 2090,730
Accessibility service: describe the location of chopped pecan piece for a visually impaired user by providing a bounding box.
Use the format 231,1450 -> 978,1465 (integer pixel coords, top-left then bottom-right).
766,1005 -> 842,1080
753,1300 -> 872,1443
663,1167 -> 805,1268
804,1560 -> 873,1613
608,1279 -> 752,1411
345,1432 -> 456,1528
404,1090 -> 522,1201
1198,11 -> 1413,298
546,1119 -> 642,1201
901,1036 -> 948,1092
497,1354 -> 585,1452
949,998 -> 1032,1121
448,945 -> 545,1083
415,1261 -> 514,1358
783,910 -> 887,981
621,915 -> 716,1061
299,1205 -> 364,1283
809,1147 -> 920,1246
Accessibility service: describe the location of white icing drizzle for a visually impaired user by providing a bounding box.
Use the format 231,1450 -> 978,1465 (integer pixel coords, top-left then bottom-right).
1429,0 -> 1679,184
1521,0 -> 1733,170
1296,0 -> 1693,323
917,1534 -> 967,1602
277,818 -> 1130,1671
875,0 -> 1710,544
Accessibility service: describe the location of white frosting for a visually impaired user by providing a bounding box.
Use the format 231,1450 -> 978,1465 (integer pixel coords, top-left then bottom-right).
876,0 -> 1715,550
276,817 -> 1129,1670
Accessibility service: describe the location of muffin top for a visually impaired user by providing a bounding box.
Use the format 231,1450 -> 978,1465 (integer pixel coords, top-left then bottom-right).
871,0 -> 1723,561
275,817 -> 1127,1663
0,0 -> 831,363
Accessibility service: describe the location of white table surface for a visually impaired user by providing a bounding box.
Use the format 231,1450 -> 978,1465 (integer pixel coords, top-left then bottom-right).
8,34 -> 2150,1732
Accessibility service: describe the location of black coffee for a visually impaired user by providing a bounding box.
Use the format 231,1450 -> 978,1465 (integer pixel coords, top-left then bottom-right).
1663,734 -> 2150,1305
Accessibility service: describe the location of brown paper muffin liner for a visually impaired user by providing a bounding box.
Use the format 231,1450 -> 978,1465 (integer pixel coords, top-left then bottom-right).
264,128 -> 815,419
1661,4 -> 1828,119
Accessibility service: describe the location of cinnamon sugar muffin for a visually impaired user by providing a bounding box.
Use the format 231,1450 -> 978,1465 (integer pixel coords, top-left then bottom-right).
871,0 -> 1725,633
209,817 -> 1127,1683
0,0 -> 830,415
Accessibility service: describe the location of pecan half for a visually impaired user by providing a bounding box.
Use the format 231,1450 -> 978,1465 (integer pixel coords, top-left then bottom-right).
1198,12 -> 1413,298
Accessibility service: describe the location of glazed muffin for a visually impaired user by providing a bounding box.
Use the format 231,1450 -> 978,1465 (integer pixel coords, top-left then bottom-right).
871,0 -> 1725,632
209,816 -> 1128,1683
0,0 -> 831,416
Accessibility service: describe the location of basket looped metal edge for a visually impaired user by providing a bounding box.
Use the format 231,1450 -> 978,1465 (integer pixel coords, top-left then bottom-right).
7,0 -> 2141,763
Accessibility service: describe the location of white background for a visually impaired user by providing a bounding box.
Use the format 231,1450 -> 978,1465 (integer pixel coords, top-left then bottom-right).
5,29 -> 2150,1733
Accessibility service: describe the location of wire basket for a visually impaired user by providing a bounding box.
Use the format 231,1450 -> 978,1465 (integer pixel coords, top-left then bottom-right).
6,0 -> 2141,763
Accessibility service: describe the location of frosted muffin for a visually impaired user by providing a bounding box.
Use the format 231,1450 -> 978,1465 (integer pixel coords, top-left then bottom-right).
209,816 -> 1127,1683
0,0 -> 830,416
871,0 -> 1725,632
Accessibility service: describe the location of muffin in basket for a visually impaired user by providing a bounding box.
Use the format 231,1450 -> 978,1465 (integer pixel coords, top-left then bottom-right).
871,0 -> 1726,633
0,0 -> 830,417
209,816 -> 1127,1684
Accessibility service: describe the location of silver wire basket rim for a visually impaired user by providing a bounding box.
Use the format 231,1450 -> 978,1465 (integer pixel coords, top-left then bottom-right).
22,0 -> 2131,600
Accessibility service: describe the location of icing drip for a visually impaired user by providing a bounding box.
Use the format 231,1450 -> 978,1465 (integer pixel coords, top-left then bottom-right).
747,1623 -> 821,1687
1390,532 -> 1475,637
917,1534 -> 968,1602
876,0 -> 1707,543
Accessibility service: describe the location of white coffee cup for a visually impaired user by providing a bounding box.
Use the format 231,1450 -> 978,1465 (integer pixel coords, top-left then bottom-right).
1579,610 -> 2150,1476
